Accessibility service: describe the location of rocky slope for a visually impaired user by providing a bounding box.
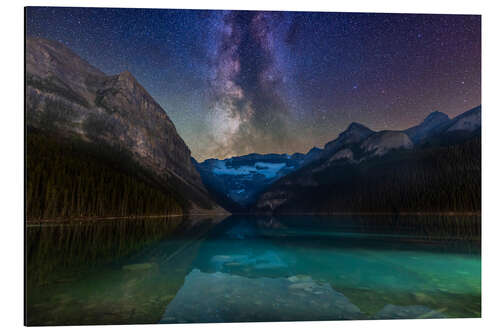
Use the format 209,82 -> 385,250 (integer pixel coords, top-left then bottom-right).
360,131 -> 413,157
324,122 -> 374,154
26,37 -> 225,216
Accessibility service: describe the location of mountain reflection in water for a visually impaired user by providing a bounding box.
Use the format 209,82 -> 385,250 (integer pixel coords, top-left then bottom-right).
26,215 -> 480,325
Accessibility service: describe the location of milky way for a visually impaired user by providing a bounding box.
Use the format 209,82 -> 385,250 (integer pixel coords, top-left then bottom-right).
207,11 -> 298,158
26,8 -> 481,161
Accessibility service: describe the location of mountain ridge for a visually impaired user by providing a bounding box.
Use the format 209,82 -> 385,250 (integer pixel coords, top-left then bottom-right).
252,106 -> 481,214
197,106 -> 481,213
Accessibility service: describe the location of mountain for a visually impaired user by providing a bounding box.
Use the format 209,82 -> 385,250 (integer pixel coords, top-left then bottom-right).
302,147 -> 322,164
195,144 -> 336,211
446,106 -> 481,132
253,106 -> 481,214
26,37 -> 226,218
195,153 -> 305,211
324,122 -> 375,153
405,111 -> 451,144
411,106 -> 481,149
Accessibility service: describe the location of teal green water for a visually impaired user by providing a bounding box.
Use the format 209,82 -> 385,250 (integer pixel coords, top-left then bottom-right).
26,215 -> 480,325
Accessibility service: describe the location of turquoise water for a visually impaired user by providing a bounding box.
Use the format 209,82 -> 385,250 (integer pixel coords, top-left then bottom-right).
26,215 -> 481,325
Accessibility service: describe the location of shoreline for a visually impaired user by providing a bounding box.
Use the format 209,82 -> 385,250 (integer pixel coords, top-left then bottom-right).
25,214 -> 186,225
25,211 -> 481,225
247,211 -> 481,216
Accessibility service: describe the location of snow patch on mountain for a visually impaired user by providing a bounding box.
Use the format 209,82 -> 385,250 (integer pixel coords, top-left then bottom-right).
212,160 -> 287,179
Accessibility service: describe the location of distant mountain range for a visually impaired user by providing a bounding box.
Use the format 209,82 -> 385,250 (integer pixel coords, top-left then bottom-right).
197,106 -> 481,213
26,37 -> 226,219
195,153 -> 305,212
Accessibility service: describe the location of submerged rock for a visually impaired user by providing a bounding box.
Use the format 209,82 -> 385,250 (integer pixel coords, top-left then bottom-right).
210,251 -> 288,272
160,269 -> 365,323
287,275 -> 313,283
411,292 -> 435,304
288,282 -> 316,290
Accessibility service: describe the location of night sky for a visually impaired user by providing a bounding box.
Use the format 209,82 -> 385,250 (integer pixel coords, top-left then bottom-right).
26,7 -> 481,161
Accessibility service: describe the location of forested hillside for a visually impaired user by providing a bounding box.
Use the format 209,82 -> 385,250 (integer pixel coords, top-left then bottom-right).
26,129 -> 187,220
255,136 -> 481,214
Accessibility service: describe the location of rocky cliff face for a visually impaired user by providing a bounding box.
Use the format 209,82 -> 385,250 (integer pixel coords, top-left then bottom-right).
26,37 -> 224,214
360,131 -> 413,156
324,122 -> 374,153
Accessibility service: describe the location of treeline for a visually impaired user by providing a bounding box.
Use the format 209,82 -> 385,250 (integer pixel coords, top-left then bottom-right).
26,129 -> 186,220
263,136 -> 481,214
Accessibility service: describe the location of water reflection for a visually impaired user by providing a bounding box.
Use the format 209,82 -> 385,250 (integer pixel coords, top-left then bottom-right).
26,215 -> 481,325
26,215 -> 223,325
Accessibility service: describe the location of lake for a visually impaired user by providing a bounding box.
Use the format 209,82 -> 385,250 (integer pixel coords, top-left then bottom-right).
25,214 -> 481,325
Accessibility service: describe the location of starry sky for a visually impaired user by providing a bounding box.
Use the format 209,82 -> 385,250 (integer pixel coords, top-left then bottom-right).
26,7 -> 481,161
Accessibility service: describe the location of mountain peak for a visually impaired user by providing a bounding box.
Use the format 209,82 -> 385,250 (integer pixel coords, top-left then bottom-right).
404,110 -> 451,143
119,70 -> 134,79
346,122 -> 368,131
341,122 -> 374,137
117,70 -> 140,86
323,121 -> 374,153
423,111 -> 449,123
307,146 -> 322,154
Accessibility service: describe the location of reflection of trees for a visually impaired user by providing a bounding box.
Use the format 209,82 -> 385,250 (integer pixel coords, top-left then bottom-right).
26,216 -> 222,326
